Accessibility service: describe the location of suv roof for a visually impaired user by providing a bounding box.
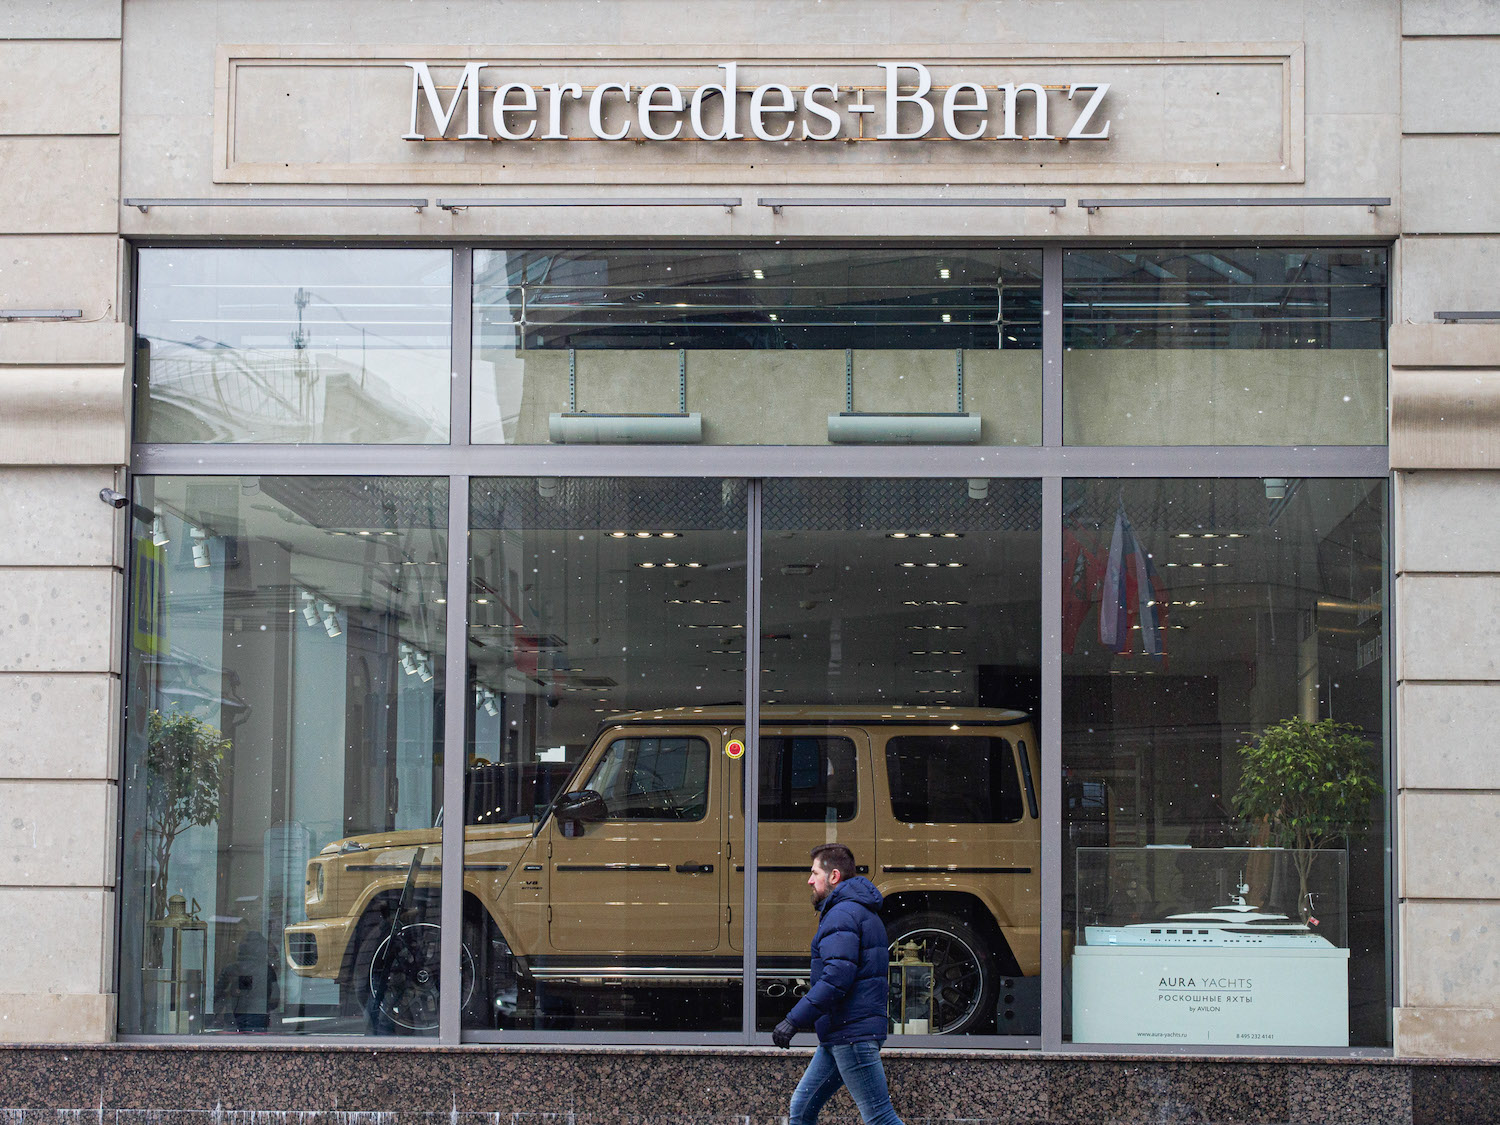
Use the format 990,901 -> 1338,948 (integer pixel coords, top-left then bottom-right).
597,704 -> 1032,727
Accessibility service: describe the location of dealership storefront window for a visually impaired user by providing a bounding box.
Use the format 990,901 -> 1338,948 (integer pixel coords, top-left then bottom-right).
121,245 -> 1390,1050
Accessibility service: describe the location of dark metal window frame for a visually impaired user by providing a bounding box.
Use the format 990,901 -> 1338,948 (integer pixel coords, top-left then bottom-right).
119,240 -> 1394,1057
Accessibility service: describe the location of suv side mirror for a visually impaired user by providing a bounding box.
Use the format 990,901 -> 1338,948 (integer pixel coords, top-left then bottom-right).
555,789 -> 608,830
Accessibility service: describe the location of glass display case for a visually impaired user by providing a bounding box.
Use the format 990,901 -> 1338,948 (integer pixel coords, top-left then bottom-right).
1072,847 -> 1349,1047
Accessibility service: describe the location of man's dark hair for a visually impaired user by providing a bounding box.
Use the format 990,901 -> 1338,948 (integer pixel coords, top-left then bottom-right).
810,842 -> 856,881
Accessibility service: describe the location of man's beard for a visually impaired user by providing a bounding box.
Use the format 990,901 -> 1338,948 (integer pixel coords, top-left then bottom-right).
811,886 -> 828,907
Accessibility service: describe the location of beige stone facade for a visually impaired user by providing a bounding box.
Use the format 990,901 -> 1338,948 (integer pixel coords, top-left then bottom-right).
2,0 -> 1499,1060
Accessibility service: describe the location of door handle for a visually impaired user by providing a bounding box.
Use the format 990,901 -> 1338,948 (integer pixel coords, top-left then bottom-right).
675,862 -> 714,874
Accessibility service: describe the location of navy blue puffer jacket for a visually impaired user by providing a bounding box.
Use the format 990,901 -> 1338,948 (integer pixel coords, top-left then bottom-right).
786,876 -> 889,1043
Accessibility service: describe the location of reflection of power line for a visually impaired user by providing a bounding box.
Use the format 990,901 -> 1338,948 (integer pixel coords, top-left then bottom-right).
295,288 -> 425,354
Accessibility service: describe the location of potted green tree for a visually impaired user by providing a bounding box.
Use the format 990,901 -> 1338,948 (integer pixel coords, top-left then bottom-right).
1232,717 -> 1382,923
145,708 -> 229,923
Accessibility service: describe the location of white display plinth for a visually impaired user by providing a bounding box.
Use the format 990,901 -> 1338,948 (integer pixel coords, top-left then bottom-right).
1072,944 -> 1349,1047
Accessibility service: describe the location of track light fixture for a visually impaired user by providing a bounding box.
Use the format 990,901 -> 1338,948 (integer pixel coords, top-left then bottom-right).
319,601 -> 342,639
190,526 -> 210,568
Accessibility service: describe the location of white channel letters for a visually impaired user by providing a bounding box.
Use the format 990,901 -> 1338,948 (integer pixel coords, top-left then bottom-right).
403,61 -> 1112,143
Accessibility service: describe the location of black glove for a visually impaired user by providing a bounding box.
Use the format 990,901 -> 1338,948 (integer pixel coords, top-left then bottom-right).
772,1018 -> 798,1048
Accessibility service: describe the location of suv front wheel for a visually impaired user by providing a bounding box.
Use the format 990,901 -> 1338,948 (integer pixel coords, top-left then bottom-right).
885,911 -> 997,1035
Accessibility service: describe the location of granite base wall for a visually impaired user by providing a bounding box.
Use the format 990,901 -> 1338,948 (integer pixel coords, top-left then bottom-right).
0,1047 -> 1497,1125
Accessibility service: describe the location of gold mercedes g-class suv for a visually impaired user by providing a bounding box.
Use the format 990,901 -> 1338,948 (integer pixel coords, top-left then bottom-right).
284,705 -> 1040,1034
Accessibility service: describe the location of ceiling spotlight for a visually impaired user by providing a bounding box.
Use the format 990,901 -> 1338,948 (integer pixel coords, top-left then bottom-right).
418,655 -> 434,683
300,590 -> 319,627
190,525 -> 210,569
319,601 -> 342,639
151,515 -> 169,547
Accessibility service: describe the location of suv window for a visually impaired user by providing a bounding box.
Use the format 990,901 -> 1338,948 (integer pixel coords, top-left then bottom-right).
583,736 -> 710,820
885,735 -> 1023,824
760,736 -> 857,822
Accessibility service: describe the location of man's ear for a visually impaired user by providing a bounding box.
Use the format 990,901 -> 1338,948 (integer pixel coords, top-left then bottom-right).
827,866 -> 843,884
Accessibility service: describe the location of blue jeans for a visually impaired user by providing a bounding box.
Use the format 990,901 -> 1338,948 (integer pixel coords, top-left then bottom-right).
789,1041 -> 904,1125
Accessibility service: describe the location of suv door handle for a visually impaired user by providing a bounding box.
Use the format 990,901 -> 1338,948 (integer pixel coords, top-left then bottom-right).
675,862 -> 714,874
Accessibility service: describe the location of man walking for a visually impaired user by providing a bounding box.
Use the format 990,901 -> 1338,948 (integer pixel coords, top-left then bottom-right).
772,843 -> 904,1125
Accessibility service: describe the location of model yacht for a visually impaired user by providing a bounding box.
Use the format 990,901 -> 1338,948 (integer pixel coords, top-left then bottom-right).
1084,884 -> 1334,949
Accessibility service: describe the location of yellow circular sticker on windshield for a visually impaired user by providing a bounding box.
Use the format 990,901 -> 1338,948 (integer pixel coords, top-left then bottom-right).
725,739 -> 745,759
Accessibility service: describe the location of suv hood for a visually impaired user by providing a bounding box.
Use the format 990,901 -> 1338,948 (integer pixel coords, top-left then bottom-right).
318,820 -> 534,856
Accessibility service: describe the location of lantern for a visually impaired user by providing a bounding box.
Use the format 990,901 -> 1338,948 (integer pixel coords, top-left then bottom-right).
145,893 -> 207,1034
887,939 -> 934,1034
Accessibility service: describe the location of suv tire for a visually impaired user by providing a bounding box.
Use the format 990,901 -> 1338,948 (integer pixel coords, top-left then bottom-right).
350,913 -> 476,1033
885,910 -> 997,1035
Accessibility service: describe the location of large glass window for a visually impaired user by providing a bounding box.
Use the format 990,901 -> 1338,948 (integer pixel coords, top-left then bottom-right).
1063,249 -> 1388,445
1061,478 -> 1388,1048
461,477 -> 747,1033
753,478 -> 1043,1040
119,476 -> 449,1036
472,249 -> 1042,446
121,243 -> 1393,1054
135,249 -> 452,443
